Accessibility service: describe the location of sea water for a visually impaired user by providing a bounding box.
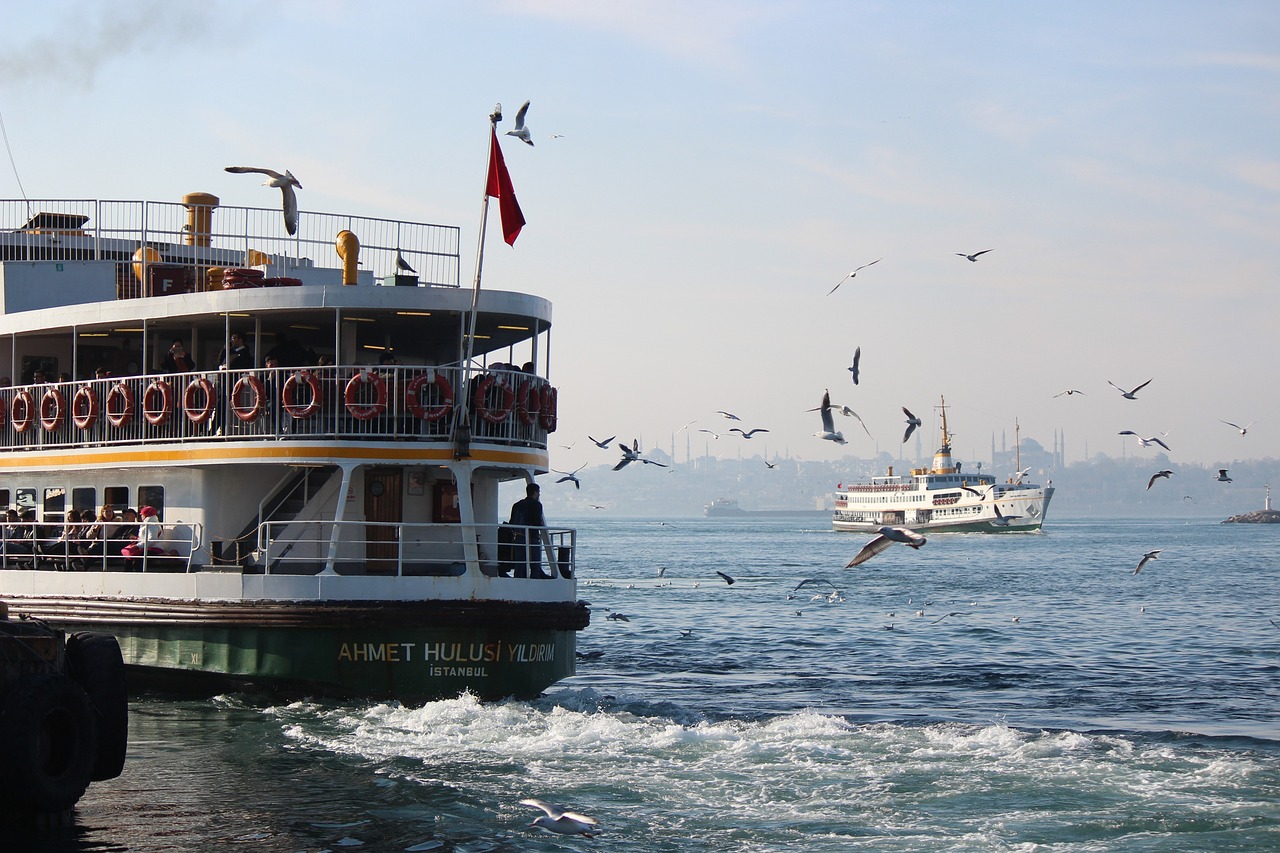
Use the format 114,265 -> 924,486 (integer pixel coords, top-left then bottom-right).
17,517 -> 1280,851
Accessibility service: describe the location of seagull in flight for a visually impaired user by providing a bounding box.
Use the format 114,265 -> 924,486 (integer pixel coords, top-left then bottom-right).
1220,419 -> 1257,435
764,461 -> 777,469
520,799 -> 600,838
588,434 -> 616,449
697,428 -> 721,439
956,249 -> 992,262
827,259 -> 881,295
812,389 -> 846,445
989,503 -> 1022,527
551,464 -> 586,489
1119,430 -> 1171,451
1214,468 -> 1233,483
848,347 -> 861,384
612,439 -> 668,470
716,410 -> 741,421
1146,469 -> 1174,490
729,427 -> 769,439
1133,549 -> 1162,574
715,571 -> 735,585
506,100 -> 534,146
846,526 -> 926,567
902,407 -> 922,443
1053,388 -> 1085,397
1108,378 -> 1153,400
224,166 -> 303,235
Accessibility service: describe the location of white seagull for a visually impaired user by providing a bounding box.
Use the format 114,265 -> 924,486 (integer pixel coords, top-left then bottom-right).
989,503 -> 1022,527
395,252 -> 416,274
1220,419 -> 1257,435
506,101 -> 534,146
902,407 -> 922,443
845,526 -> 927,567
1215,468 -> 1233,483
1133,549 -> 1162,574
716,410 -> 741,421
1053,388 -> 1085,397
520,799 -> 600,838
848,346 -> 861,384
956,249 -> 992,262
1146,469 -> 1174,491
812,390 -> 846,445
551,464 -> 586,489
697,428 -> 721,440
224,166 -> 302,235
827,259 -> 881,295
1119,430 -> 1171,451
729,427 -> 769,439
588,434 -> 616,449
1108,378 -> 1153,400
612,439 -> 668,471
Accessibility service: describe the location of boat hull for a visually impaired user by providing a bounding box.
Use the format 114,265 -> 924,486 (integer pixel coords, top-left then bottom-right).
833,486 -> 1054,534
2,597 -> 588,702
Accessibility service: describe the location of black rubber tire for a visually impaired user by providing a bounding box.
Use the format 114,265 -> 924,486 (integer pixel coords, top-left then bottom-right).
66,631 -> 129,781
0,675 -> 99,811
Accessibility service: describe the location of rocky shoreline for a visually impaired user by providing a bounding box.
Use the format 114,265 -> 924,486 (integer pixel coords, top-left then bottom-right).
1221,509 -> 1280,524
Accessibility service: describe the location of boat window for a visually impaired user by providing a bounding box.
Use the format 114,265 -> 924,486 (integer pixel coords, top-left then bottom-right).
15,488 -> 36,514
138,485 -> 165,520
104,486 -> 130,512
72,487 -> 96,515
0,489 -> 7,511
43,487 -> 67,522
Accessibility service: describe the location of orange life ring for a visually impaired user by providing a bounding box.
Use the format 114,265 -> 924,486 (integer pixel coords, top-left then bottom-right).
183,377 -> 216,425
39,388 -> 67,432
539,385 -> 558,432
142,379 -> 174,426
231,375 -> 266,423
105,383 -> 134,428
405,371 -> 453,422
515,379 -> 541,426
474,375 -> 515,424
344,371 -> 387,420
11,390 -> 34,434
72,385 -> 99,430
282,370 -> 323,419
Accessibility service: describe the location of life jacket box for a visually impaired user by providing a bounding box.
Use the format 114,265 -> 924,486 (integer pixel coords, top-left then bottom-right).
146,265 -> 196,296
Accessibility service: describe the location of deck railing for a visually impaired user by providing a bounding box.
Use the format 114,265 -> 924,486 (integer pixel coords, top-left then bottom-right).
0,198 -> 461,287
0,365 -> 554,450
260,520 -> 576,579
0,520 -> 201,573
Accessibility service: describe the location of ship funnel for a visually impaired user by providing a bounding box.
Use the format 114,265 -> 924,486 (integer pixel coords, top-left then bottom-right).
182,192 -> 219,247
336,230 -> 360,285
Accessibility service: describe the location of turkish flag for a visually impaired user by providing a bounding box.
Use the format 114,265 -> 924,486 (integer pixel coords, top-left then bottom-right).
486,128 -> 525,245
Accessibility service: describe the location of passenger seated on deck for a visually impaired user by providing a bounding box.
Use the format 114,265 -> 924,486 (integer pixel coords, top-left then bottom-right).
121,506 -> 171,567
109,508 -> 140,568
2,509 -> 30,567
79,506 -> 117,569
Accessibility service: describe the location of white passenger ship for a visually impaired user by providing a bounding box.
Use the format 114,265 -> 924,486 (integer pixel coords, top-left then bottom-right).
0,153 -> 588,700
832,398 -> 1053,534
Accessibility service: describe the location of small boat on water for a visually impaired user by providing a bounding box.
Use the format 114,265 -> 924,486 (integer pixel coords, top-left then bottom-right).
0,144 -> 588,701
832,397 -> 1053,534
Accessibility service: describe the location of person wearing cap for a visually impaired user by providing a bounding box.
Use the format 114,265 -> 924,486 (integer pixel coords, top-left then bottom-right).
121,505 -> 167,566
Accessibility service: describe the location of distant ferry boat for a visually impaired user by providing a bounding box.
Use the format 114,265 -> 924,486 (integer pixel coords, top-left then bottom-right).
0,162 -> 588,701
832,398 -> 1053,534
704,498 -> 829,519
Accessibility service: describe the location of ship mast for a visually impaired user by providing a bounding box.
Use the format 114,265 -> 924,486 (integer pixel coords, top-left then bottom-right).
1014,418 -> 1022,483
938,395 -> 951,451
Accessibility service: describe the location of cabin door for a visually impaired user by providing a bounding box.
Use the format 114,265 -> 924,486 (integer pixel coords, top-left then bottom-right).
364,467 -> 403,574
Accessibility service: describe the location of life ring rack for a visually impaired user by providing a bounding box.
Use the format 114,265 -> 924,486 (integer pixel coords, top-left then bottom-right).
141,379 -> 174,426
72,385 -> 99,430
11,389 -> 35,434
515,379 -> 541,426
231,375 -> 266,423
39,387 -> 67,432
539,385 -> 558,432
474,374 -> 515,424
344,371 -> 387,421
105,383 -> 134,428
405,371 -> 453,422
282,370 -> 324,419
183,377 -> 217,425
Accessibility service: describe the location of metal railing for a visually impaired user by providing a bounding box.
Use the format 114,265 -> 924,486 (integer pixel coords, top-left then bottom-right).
0,520 -> 202,573
259,520 -> 575,578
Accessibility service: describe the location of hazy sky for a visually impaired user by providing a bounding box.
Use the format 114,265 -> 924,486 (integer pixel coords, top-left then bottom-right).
2,1 -> 1276,475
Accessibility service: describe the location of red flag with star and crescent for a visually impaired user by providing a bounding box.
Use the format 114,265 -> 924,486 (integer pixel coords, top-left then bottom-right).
486,128 -> 525,245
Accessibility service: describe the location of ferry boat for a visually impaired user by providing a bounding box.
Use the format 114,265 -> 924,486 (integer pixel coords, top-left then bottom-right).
704,498 -> 830,519
0,163 -> 588,701
832,398 -> 1053,534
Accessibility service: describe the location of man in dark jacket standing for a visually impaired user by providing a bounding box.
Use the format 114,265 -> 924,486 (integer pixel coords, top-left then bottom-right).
508,483 -> 546,578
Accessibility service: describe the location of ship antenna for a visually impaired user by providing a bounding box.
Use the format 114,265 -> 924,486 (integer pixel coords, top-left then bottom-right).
938,395 -> 950,451
0,109 -> 31,219
1015,417 -> 1022,482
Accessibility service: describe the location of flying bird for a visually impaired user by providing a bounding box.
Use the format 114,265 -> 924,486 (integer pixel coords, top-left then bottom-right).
1053,389 -> 1085,397
224,166 -> 302,235
395,252 -> 416,274
845,526 -> 927,567
729,428 -> 769,439
1133,549 -> 1162,574
588,434 -> 616,449
520,798 -> 599,838
956,249 -> 992,262
716,410 -> 741,420
1146,470 -> 1174,491
506,100 -> 534,146
605,612 -> 630,622
1108,379 -> 1153,400
612,439 -> 668,471
812,390 -> 846,445
989,503 -> 1022,527
697,428 -> 721,439
1215,469 -> 1233,483
1119,431 -> 1171,451
827,259 -> 881,295
715,571 -> 735,585
902,407 -> 922,443
551,464 -> 586,489
764,461 -> 777,469
793,578 -> 839,592
848,347 -> 861,384
1220,419 -> 1257,435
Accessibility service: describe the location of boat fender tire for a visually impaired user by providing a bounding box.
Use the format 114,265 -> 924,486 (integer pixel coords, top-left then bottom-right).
11,389 -> 35,434
515,379 -> 541,426
0,674 -> 99,811
39,387 -> 67,432
405,371 -> 453,421
142,379 -> 174,426
282,370 -> 323,419
72,385 -> 100,430
538,386 -> 558,432
474,375 -> 515,424
231,375 -> 266,423
65,632 -> 128,781
105,383 -> 135,428
344,371 -> 387,420
182,377 -> 216,425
